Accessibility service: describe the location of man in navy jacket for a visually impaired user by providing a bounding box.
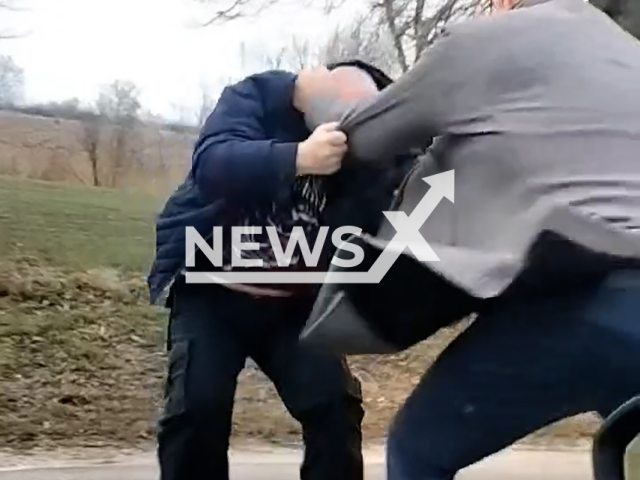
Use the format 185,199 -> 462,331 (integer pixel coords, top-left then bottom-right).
149,60 -> 414,480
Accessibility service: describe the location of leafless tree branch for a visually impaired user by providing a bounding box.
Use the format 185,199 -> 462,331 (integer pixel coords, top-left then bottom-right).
198,0 -> 280,25
196,0 -> 490,71
380,0 -> 409,71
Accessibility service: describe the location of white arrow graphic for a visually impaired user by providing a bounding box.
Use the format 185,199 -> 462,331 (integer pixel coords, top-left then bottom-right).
186,170 -> 454,285
325,169 -> 454,283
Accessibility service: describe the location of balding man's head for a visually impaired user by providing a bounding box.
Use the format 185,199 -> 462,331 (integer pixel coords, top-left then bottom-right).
491,0 -> 519,12
491,0 -> 549,13
327,65 -> 380,102
292,62 -> 391,124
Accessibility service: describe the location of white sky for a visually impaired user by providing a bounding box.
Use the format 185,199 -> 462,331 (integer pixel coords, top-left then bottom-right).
0,0 -> 367,120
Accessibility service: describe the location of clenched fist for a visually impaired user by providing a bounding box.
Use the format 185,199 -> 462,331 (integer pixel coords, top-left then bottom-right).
296,122 -> 347,176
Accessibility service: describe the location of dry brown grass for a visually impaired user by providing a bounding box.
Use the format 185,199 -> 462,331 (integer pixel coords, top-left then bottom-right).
0,257 -> 163,449
0,111 -> 193,197
0,257 -> 601,451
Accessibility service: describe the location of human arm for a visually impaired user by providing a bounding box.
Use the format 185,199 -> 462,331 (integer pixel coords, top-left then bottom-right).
297,30 -> 461,164
193,73 -> 348,204
191,74 -> 299,203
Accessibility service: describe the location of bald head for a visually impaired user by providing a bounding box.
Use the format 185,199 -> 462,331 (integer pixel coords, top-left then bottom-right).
292,65 -> 382,130
327,66 -> 380,102
491,0 -> 546,13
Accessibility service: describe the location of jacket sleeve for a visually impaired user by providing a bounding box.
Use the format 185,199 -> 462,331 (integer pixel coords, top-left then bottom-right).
303,30 -> 460,164
191,76 -> 299,203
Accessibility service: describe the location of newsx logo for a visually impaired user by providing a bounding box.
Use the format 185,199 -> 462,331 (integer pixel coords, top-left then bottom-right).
184,170 -> 454,284
185,224 -> 365,270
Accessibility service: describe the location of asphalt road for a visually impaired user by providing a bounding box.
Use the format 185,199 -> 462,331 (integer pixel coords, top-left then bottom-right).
0,449 -> 594,480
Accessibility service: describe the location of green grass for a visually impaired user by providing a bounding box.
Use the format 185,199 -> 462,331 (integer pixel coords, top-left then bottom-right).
0,176 -> 163,273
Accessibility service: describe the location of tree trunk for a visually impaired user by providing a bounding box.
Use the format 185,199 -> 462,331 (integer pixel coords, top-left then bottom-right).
89,148 -> 100,187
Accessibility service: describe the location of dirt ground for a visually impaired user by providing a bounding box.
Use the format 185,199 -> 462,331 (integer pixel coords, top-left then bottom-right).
0,258 -> 601,452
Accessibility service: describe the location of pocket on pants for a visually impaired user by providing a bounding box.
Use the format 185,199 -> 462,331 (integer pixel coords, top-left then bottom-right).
163,339 -> 189,419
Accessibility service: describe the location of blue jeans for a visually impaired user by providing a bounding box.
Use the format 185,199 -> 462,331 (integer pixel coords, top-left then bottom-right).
387,269 -> 640,480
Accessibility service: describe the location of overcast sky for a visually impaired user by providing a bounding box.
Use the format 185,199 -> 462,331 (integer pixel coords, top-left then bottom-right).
0,0 -> 366,120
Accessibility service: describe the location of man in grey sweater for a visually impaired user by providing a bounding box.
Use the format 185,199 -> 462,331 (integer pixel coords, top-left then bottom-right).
294,0 -> 640,478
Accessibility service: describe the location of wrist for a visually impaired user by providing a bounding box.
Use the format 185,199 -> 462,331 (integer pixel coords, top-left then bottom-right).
295,141 -> 312,176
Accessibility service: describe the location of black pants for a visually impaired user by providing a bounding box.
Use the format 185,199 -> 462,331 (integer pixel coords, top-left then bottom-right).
157,278 -> 364,480
386,269 -> 640,480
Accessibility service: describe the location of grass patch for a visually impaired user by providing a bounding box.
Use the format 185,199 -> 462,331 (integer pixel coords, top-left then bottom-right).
0,256 -> 601,450
0,176 -> 162,272
0,258 -> 165,448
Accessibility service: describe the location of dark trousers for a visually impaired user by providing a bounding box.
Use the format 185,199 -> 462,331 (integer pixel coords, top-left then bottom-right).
387,269 -> 640,480
157,278 -> 364,480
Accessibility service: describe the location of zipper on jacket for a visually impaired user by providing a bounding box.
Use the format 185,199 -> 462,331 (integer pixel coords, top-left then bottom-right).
390,157 -> 422,211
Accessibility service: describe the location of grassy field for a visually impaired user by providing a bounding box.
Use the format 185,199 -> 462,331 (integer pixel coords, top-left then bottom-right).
0,176 -> 601,451
0,176 -> 162,272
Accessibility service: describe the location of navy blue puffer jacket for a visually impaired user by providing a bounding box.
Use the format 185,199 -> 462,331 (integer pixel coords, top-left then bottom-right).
147,68 -> 415,305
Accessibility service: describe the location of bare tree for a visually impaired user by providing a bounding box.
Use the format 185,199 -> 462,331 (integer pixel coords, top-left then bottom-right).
77,111 -> 104,187
96,80 -> 143,187
280,37 -> 314,69
234,19 -> 398,83
196,0 -> 283,25
97,80 -> 141,124
0,54 -> 24,107
48,100 -> 106,187
319,15 -> 400,74
240,21 -> 397,75
237,37 -> 316,72
376,0 -> 490,71
197,0 -> 490,72
196,0 -> 345,25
